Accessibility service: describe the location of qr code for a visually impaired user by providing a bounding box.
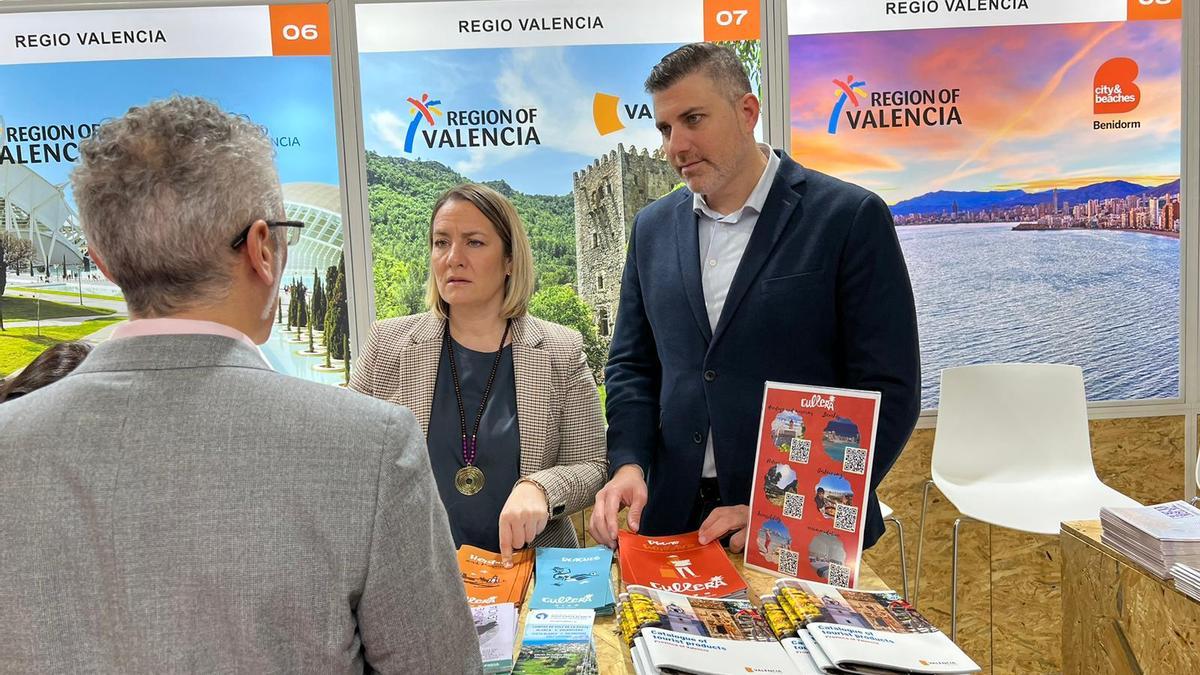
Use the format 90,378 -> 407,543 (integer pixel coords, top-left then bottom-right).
843,447 -> 868,475
827,562 -> 852,588
777,548 -> 799,576
783,492 -> 805,519
1154,503 -> 1195,520
789,438 -> 812,463
834,503 -> 859,533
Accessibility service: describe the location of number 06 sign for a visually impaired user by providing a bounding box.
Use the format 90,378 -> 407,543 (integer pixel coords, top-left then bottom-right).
269,3 -> 331,56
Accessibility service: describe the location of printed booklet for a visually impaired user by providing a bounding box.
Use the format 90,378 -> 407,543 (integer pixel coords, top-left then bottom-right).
470,602 -> 518,674
513,608 -> 598,674
619,580 -> 979,674
744,382 -> 881,586
1100,501 -> 1200,578
530,545 -> 616,614
457,544 -> 534,607
618,530 -> 748,599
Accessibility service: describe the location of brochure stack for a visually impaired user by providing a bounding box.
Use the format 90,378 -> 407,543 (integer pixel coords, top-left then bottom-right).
530,546 -> 616,614
457,545 -> 535,607
618,580 -> 979,674
1100,501 -> 1200,579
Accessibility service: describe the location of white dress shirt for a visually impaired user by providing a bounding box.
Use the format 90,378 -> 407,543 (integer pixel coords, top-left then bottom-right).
693,144 -> 781,478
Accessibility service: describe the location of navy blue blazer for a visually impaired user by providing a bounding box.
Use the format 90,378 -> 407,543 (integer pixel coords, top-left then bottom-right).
604,150 -> 920,549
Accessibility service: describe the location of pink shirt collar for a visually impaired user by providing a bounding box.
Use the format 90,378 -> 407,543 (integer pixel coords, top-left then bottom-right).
111,319 -> 270,368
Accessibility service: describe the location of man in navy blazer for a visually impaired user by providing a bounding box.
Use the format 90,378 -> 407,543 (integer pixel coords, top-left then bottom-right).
589,43 -> 920,553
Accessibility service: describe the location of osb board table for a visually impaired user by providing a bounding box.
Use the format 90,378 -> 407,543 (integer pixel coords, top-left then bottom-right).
1061,520 -> 1200,675
588,554 -> 887,674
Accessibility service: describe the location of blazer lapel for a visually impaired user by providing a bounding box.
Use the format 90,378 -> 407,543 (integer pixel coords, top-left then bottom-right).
674,191 -> 713,343
510,317 -> 549,477
711,157 -> 806,347
399,314 -> 444,438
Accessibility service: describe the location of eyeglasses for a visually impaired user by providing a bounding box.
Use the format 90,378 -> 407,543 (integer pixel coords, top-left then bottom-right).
229,220 -> 306,250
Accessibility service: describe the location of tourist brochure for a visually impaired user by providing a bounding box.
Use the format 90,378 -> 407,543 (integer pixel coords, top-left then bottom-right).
1171,562 -> 1200,603
620,580 -> 979,674
529,545 -> 616,614
513,608 -> 598,674
773,579 -> 978,674
470,602 -> 518,674
745,382 -> 881,587
457,544 -> 534,607
1100,501 -> 1200,579
621,584 -> 788,675
617,530 -> 748,599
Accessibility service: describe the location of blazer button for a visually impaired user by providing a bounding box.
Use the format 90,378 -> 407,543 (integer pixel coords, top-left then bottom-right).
703,370 -> 716,382
692,431 -> 703,444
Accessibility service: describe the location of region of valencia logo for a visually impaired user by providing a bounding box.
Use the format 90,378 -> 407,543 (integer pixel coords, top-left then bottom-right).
403,93 -> 442,153
828,75 -> 867,134
1093,58 -> 1139,115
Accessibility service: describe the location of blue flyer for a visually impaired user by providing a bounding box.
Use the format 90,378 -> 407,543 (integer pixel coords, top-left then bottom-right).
530,546 -> 616,614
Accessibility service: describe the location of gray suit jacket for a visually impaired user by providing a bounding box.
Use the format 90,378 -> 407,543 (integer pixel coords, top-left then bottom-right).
0,334 -> 482,674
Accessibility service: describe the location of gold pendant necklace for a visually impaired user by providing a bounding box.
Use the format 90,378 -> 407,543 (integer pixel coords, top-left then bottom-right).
445,319 -> 511,496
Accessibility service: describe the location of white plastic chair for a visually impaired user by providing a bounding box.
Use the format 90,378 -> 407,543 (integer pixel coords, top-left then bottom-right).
913,363 -> 1139,639
880,501 -> 909,600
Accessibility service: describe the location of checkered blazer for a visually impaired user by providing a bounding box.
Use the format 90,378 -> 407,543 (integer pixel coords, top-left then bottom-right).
350,312 -> 607,548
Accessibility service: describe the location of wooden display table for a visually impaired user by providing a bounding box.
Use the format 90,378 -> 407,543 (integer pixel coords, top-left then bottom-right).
576,554 -> 887,674
1061,520 -> 1200,674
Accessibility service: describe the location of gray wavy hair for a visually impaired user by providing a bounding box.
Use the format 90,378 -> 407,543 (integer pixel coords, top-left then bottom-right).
71,96 -> 284,316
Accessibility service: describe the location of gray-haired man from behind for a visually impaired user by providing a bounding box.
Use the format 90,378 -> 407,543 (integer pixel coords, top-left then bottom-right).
0,97 -> 481,673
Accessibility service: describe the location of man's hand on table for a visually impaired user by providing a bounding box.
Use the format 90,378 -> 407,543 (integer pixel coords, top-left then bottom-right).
698,504 -> 749,553
589,464 -> 648,549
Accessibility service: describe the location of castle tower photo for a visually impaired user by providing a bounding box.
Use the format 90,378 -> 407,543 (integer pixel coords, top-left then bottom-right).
572,143 -> 676,343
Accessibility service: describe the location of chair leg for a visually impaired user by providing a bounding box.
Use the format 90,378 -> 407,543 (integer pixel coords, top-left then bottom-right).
885,515 -> 909,601
950,516 -> 978,643
913,479 -> 935,608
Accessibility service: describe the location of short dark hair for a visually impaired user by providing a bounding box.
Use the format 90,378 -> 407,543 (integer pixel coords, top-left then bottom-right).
0,341 -> 92,402
644,42 -> 752,102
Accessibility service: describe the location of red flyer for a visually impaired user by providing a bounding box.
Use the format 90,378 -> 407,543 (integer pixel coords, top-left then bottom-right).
618,530 -> 748,599
743,382 -> 880,587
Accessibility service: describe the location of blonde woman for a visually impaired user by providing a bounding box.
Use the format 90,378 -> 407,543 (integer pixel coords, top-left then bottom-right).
351,183 -> 606,563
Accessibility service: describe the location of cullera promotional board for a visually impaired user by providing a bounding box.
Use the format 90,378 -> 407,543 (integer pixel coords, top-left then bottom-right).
788,0 -> 1183,407
744,382 -> 881,587
0,4 -> 349,384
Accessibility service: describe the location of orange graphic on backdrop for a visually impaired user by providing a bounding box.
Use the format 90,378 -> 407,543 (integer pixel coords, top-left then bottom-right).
1126,0 -> 1180,21
1093,57 -> 1140,115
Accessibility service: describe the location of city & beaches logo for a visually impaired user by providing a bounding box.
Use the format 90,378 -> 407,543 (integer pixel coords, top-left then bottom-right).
1093,57 -> 1140,115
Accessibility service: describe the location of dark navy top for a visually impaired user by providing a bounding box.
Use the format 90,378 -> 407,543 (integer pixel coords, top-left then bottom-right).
427,337 -> 520,551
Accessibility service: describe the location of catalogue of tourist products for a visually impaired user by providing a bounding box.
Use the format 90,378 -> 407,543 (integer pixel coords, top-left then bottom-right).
621,580 -> 979,674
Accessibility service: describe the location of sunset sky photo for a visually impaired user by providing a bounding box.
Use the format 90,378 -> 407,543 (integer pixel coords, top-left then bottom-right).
788,20 -> 1181,205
